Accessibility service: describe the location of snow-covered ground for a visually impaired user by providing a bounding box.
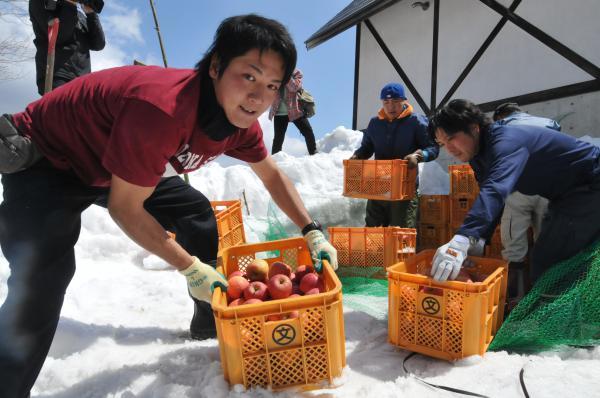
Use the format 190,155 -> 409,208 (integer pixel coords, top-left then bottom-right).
1,126 -> 600,397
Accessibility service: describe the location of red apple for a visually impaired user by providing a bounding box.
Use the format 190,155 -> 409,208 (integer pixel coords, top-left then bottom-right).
295,264 -> 314,281
305,287 -> 321,295
244,281 -> 268,301
229,298 -> 245,307
268,261 -> 292,279
244,298 -> 263,305
289,293 -> 301,299
300,273 -> 320,294
282,310 -> 299,319
229,270 -> 243,278
227,275 -> 250,301
246,259 -> 269,282
267,274 -> 293,300
292,284 -> 303,295
317,277 -> 325,292
266,314 -> 281,322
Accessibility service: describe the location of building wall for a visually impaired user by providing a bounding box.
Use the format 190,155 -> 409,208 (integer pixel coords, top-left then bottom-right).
355,0 -> 600,138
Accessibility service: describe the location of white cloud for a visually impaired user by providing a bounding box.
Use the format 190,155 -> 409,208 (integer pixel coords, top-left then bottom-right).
102,8 -> 144,44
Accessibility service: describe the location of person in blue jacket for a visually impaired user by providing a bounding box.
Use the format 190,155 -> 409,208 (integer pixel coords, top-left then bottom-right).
429,99 -> 600,289
350,83 -> 439,227
492,102 -> 561,307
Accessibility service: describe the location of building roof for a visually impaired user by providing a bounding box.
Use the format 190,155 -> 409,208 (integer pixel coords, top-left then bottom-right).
305,0 -> 402,50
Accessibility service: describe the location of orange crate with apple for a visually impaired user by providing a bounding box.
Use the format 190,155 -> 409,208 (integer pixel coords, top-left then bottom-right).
328,226 -> 416,269
211,237 -> 346,391
343,159 -> 416,201
387,250 -> 507,360
211,200 -> 246,251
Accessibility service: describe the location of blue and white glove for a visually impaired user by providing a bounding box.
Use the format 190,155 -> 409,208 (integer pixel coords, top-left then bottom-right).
304,230 -> 338,271
431,235 -> 484,281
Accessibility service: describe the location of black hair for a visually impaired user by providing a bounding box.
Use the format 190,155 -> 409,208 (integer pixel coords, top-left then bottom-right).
493,102 -> 521,121
428,99 -> 492,142
194,14 -> 297,141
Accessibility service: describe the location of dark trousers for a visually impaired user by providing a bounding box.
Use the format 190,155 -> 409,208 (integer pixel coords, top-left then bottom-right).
272,115 -> 317,155
0,160 -> 217,398
530,176 -> 600,283
365,197 -> 418,228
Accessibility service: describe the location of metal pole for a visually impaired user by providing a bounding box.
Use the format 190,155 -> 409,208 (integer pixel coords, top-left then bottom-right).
148,0 -> 190,184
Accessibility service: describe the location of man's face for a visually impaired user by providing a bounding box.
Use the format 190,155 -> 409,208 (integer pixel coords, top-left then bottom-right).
382,98 -> 406,119
211,48 -> 284,129
435,125 -> 480,162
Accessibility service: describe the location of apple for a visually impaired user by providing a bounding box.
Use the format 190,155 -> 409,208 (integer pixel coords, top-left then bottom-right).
229,298 -> 245,307
244,298 -> 263,305
227,275 -> 250,301
300,273 -> 320,294
289,293 -> 301,299
455,268 -> 473,283
266,314 -> 281,322
244,281 -> 268,301
267,274 -> 293,300
292,284 -> 303,295
268,261 -> 292,279
282,310 -> 299,319
295,264 -> 314,281
229,270 -> 243,278
305,287 -> 321,295
246,259 -> 269,282
317,277 -> 325,292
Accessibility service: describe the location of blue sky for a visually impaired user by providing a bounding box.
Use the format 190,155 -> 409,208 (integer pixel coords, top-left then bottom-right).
0,0 -> 357,140
140,0 -> 356,138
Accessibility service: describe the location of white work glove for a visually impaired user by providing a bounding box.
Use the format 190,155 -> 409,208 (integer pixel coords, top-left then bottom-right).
431,234 -> 486,281
179,257 -> 228,303
431,235 -> 470,281
304,230 -> 338,271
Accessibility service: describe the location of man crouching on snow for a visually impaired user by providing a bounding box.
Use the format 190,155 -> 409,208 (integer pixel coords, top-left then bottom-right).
0,14 -> 337,397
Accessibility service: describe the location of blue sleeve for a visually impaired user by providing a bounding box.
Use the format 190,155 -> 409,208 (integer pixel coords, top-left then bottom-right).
415,114 -> 439,161
353,119 -> 375,159
458,133 -> 530,240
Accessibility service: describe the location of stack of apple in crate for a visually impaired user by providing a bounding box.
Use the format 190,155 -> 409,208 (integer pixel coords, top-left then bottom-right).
387,250 -> 508,360
225,259 -> 325,309
211,238 -> 345,391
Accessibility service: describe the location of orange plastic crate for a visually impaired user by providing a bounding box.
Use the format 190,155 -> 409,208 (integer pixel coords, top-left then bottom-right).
211,200 -> 246,251
419,195 -> 450,224
343,159 -> 416,201
449,194 -> 476,225
417,223 -> 448,250
388,250 -> 507,360
449,164 -> 479,196
211,238 -> 346,391
328,227 -> 417,269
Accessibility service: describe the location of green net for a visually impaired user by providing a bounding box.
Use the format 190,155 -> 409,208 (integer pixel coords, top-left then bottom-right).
339,269 -> 389,320
490,239 -> 600,353
264,201 -> 290,242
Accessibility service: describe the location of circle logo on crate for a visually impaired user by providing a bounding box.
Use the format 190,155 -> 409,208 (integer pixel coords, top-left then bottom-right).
422,296 -> 441,315
272,323 -> 296,346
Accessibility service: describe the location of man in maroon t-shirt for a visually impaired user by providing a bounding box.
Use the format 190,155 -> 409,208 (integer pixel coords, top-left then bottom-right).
0,14 -> 337,397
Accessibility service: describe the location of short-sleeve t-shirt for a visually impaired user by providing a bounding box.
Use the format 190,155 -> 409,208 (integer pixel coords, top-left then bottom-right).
12,65 -> 268,187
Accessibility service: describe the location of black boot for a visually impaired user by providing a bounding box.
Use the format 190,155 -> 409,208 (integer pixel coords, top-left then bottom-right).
506,261 -> 527,314
189,259 -> 217,340
190,298 -> 217,340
